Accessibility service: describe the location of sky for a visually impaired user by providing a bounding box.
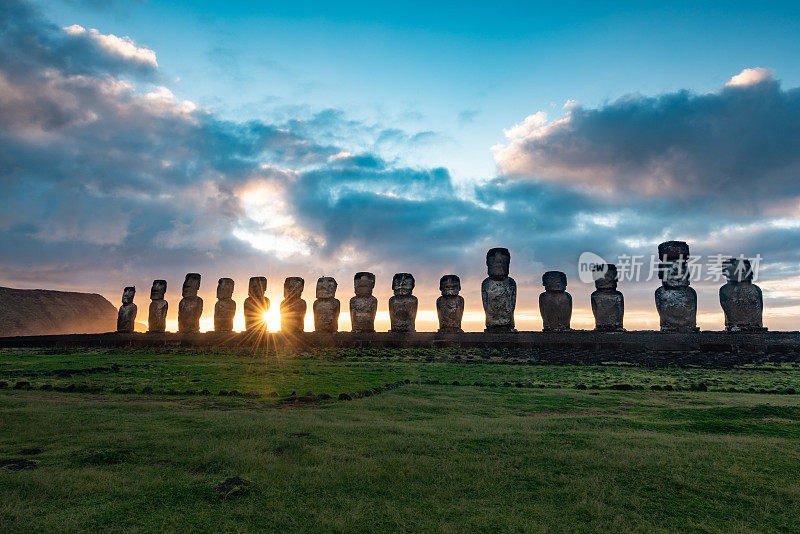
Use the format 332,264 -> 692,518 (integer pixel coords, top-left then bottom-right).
2,0 -> 800,332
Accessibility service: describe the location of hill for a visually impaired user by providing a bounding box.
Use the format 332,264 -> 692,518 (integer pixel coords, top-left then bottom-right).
0,287 -> 116,336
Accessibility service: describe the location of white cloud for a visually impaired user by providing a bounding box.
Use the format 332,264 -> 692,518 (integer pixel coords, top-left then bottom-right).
726,67 -> 773,87
63,24 -> 158,69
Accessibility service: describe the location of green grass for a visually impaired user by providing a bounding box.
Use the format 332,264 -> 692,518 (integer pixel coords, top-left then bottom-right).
1,349 -> 799,532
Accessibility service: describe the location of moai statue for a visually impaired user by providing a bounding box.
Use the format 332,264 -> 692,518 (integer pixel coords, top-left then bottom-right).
116,286 -> 137,333
313,277 -> 340,333
655,241 -> 698,332
178,273 -> 203,333
244,277 -> 269,330
280,277 -> 306,334
437,275 -> 464,333
591,265 -> 624,331
482,248 -> 517,332
213,278 -> 236,333
350,272 -> 378,333
539,271 -> 572,331
720,258 -> 765,332
147,280 -> 168,333
389,273 -> 418,333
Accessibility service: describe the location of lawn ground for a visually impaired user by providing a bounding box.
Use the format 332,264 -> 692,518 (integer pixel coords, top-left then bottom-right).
1,348 -> 799,532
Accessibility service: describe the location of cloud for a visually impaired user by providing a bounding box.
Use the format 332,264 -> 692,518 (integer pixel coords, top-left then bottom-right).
63,24 -> 158,69
493,68 -> 800,212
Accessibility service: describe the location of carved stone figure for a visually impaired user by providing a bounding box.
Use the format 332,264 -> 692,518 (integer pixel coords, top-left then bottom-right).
389,273 -> 418,333
280,277 -> 306,334
178,273 -> 203,333
482,248 -> 517,332
244,277 -> 269,330
720,258 -> 765,331
313,277 -> 340,333
213,278 -> 236,333
147,280 -> 168,333
655,241 -> 698,332
437,275 -> 464,333
591,265 -> 624,331
116,286 -> 137,333
350,272 -> 378,333
539,271 -> 572,331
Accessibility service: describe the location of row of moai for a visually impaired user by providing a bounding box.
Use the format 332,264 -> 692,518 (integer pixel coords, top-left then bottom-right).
116,241 -> 765,334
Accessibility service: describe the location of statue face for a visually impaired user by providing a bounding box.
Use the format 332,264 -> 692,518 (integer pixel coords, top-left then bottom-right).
354,272 -> 375,297
316,276 -> 337,299
182,273 -> 201,297
658,240 -> 690,262
122,286 -> 135,304
486,248 -> 510,278
660,262 -> 690,288
284,277 -> 304,298
723,258 -> 753,283
248,277 -> 267,298
150,280 -> 166,300
392,273 -> 415,296
439,275 -> 461,296
217,278 -> 234,299
594,265 -> 618,291
542,271 -> 567,291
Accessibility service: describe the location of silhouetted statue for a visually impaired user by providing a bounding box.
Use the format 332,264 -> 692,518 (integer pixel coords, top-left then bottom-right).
591,264 -> 624,331
147,280 -> 168,333
178,273 -> 203,333
280,277 -> 306,334
350,272 -> 377,333
313,276 -> 340,333
244,277 -> 269,330
539,271 -> 572,331
437,275 -> 464,333
389,273 -> 417,332
213,277 -> 236,333
720,258 -> 765,331
655,241 -> 698,332
117,286 -> 136,333
482,248 -> 516,332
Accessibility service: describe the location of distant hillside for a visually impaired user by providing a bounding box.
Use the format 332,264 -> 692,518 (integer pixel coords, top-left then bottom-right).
0,287 -> 117,337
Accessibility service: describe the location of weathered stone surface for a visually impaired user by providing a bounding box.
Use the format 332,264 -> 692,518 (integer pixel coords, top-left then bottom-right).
655,242 -> 698,332
482,248 -> 517,332
147,280 -> 168,333
437,275 -> 464,333
539,271 -> 572,331
313,277 -> 340,333
243,277 -> 269,330
280,277 -> 306,334
178,273 -> 203,333
116,286 -> 137,333
389,273 -> 417,333
591,265 -> 624,331
213,278 -> 236,333
350,272 -> 377,333
720,258 -> 765,332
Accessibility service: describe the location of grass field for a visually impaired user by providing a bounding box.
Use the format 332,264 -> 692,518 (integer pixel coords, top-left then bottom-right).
1,349 -> 800,532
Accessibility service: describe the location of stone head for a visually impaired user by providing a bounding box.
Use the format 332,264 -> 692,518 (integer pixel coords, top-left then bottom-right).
658,241 -> 690,262
392,273 -> 415,296
659,262 -> 690,288
594,264 -> 618,291
353,272 -> 375,297
182,273 -> 201,297
542,271 -> 567,292
217,277 -> 234,299
439,274 -> 461,296
150,280 -> 167,300
284,277 -> 304,299
248,276 -> 267,299
486,248 -> 511,279
122,286 -> 135,304
316,276 -> 337,299
723,258 -> 754,283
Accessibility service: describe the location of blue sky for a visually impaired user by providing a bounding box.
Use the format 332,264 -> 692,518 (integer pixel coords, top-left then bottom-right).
3,0 -> 800,331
